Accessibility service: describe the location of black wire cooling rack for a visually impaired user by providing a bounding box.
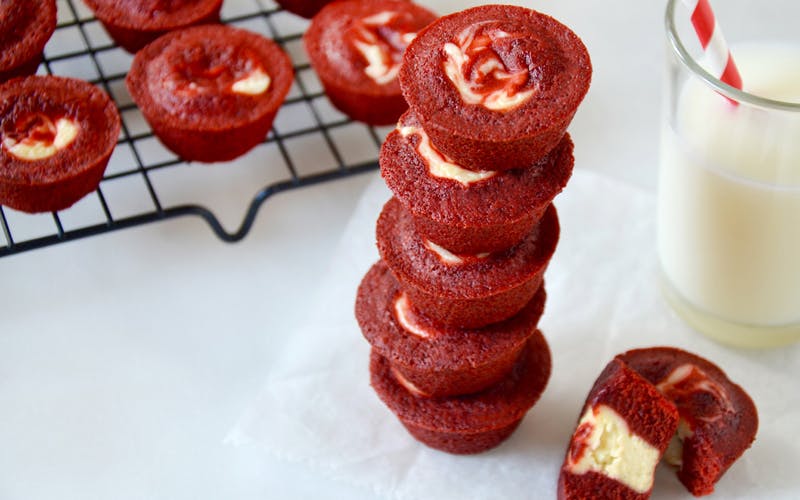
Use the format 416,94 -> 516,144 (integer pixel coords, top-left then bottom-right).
0,0 -> 384,258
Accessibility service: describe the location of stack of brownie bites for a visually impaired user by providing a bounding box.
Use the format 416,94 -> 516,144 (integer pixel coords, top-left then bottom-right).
356,5 -> 591,454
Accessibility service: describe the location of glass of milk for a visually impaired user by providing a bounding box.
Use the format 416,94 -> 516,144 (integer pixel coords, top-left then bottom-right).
659,0 -> 800,347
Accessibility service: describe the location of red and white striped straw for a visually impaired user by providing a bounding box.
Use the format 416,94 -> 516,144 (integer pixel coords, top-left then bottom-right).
682,0 -> 742,100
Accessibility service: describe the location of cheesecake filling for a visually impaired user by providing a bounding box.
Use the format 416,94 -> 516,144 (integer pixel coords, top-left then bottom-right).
663,418 -> 694,468
231,68 -> 271,95
398,124 -> 495,184
442,23 -> 537,111
2,114 -> 79,161
424,239 -> 490,265
425,240 -> 465,265
566,404 -> 661,494
390,366 -> 429,397
159,46 -> 270,99
394,292 -> 431,339
350,11 -> 417,85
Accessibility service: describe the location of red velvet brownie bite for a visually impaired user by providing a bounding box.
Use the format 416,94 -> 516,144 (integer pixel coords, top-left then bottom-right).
381,110 -> 574,254
399,5 -> 591,171
356,260 -> 546,397
126,25 -> 293,163
559,359 -> 679,500
304,0 -> 437,125
82,0 -> 223,53
0,0 -> 56,82
0,76 -> 120,213
370,334 -> 551,454
618,347 -> 758,496
377,197 -> 558,329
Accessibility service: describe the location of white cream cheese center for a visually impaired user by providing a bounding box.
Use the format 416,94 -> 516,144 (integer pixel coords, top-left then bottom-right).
663,418 -> 693,467
231,68 -> 271,95
442,25 -> 535,111
394,292 -> 431,339
2,117 -> 79,161
424,240 -> 465,265
567,404 -> 661,494
390,366 -> 429,397
424,239 -> 489,265
398,125 -> 495,185
352,11 -> 416,85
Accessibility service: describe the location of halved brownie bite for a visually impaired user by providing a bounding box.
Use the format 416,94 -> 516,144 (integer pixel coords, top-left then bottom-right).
376,197 -> 558,329
0,76 -> 120,213
370,333 -> 551,454
0,0 -> 56,82
381,110 -> 574,253
305,0 -> 437,125
82,0 -> 223,53
618,347 -> 758,496
399,4 -> 591,170
126,24 -> 293,163
356,260 -> 546,397
559,359 -> 679,500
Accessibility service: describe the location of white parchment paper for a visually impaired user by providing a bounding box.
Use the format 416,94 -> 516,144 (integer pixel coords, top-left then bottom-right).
227,170 -> 800,499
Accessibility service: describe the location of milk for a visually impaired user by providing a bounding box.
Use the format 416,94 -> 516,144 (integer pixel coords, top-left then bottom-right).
658,43 -> 800,346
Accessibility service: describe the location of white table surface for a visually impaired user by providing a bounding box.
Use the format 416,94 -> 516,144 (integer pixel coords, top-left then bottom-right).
0,1 -> 728,499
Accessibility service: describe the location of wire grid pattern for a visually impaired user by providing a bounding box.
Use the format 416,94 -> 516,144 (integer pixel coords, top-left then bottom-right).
0,0 -> 385,258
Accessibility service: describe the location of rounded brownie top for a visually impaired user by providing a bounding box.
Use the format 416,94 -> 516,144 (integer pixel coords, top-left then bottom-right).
376,197 -> 559,299
617,348 -> 757,431
83,0 -> 223,30
356,260 -> 545,371
617,347 -> 758,459
305,0 -> 437,96
0,0 -> 56,73
0,76 -> 120,185
381,110 -> 574,227
370,334 -> 551,432
399,4 -> 591,140
127,24 -> 293,129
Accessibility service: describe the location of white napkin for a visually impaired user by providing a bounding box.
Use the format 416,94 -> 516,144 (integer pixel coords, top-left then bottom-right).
227,169 -> 800,499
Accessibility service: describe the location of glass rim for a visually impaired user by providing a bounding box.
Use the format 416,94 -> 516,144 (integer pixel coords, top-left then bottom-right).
665,0 -> 800,112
